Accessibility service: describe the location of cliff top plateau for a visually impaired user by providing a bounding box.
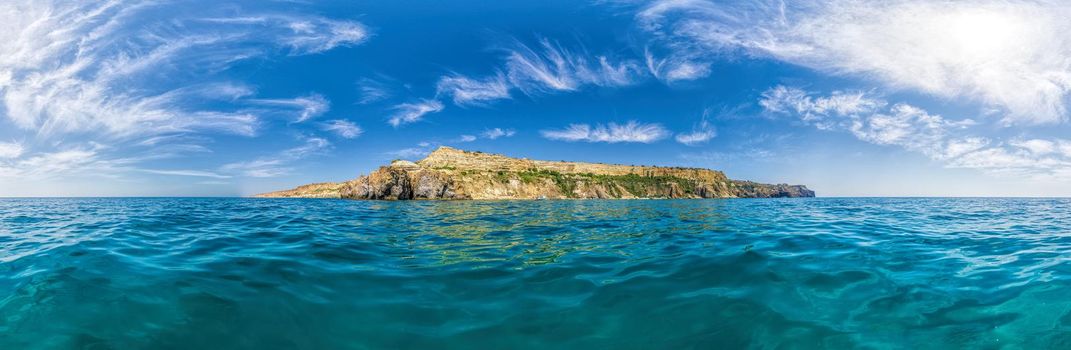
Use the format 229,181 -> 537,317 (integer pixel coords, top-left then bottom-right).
256,146 -> 814,200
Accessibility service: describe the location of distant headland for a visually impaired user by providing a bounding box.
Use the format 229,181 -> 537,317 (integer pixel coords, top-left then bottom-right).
256,146 -> 815,199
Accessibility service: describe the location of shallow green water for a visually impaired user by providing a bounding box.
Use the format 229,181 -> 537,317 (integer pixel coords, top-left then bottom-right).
3,198 -> 1071,349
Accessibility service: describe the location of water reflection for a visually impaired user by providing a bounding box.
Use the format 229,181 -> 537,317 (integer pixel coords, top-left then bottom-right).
361,200 -> 734,267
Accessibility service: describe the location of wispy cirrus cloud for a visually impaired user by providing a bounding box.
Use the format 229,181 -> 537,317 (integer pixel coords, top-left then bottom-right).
434,37 -> 645,108
644,47 -> 711,83
220,137 -> 330,178
0,1 -> 369,180
482,128 -> 516,140
436,74 -> 512,106
5,150 -> 112,178
0,145 -> 139,179
139,169 -> 232,179
388,99 -> 445,127
196,14 -> 369,55
408,37 -> 648,127
504,38 -> 643,95
542,121 -> 669,143
321,119 -> 363,139
637,0 -> 1071,124
278,18 -> 369,55
675,119 -> 716,146
356,77 -> 393,104
0,2 -> 365,138
249,94 -> 330,122
679,149 -> 777,166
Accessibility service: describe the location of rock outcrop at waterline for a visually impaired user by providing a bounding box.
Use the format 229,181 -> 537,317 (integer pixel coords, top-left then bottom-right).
256,146 -> 815,199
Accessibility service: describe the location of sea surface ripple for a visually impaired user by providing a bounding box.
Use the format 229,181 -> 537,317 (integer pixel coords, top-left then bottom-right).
3,198 -> 1071,349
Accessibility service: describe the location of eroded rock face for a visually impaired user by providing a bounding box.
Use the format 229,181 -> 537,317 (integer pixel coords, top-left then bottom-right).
340,166 -> 463,200
730,181 -> 816,198
260,146 -> 815,199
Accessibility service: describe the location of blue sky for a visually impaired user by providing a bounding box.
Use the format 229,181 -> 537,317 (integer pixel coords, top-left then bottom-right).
3,0 -> 1071,197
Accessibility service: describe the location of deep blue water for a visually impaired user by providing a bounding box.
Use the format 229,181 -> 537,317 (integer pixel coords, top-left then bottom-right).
2,198 -> 1071,349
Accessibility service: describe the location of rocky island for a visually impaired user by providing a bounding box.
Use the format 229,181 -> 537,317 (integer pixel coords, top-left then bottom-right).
256,146 -> 814,199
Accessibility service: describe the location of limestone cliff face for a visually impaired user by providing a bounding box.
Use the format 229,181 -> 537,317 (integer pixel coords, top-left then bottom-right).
257,147 -> 815,199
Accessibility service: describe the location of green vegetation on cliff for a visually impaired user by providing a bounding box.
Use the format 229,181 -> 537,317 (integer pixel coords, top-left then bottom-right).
494,169 -> 701,198
256,146 -> 815,200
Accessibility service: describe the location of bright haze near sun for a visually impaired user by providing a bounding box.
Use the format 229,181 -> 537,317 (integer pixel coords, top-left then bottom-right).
1,0 -> 1070,197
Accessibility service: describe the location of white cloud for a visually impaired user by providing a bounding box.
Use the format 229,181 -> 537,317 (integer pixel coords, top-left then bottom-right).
1010,139 -> 1057,155
679,149 -> 777,164
12,150 -> 106,178
356,77 -> 392,104
131,134 -> 214,160
178,83 -> 258,104
221,137 -> 330,178
505,38 -> 643,95
542,121 -> 669,143
762,85 -> 966,158
0,146 -> 138,179
250,94 -> 330,122
759,85 -> 886,130
848,104 -> 949,157
321,119 -> 363,139
675,119 -> 716,145
0,2 -> 367,139
430,37 -> 646,108
277,18 -> 369,55
942,137 -> 990,160
185,112 -> 259,137
644,48 -> 710,83
761,85 -> 1071,179
220,159 -> 290,178
638,0 -> 1071,124
437,74 -> 511,106
140,169 -> 231,179
946,147 -> 1070,177
198,14 -> 369,55
279,137 -> 330,160
0,1 -> 368,184
457,135 -> 477,143
947,139 -> 1071,179
482,128 -> 516,140
0,142 -> 24,159
762,86 -> 884,116
388,100 -> 445,127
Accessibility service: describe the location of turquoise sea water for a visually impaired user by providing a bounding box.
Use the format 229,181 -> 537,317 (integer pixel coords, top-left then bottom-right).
2,198 -> 1071,349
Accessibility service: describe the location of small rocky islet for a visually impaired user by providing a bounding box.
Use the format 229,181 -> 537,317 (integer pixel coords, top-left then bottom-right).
256,146 -> 815,199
